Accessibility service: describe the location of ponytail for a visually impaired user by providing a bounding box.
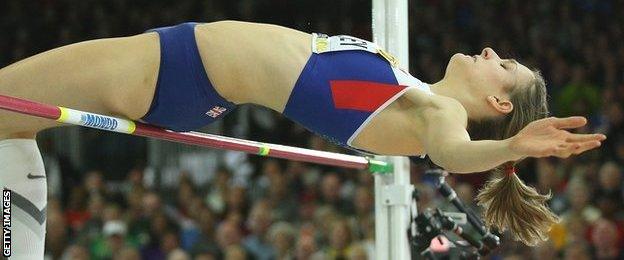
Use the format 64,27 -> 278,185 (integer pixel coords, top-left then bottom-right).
476,162 -> 559,246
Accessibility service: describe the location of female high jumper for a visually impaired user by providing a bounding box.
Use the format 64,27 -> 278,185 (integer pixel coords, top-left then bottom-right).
0,21 -> 605,258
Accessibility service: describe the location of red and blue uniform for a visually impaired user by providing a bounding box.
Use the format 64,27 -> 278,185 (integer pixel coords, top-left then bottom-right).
141,24 -> 432,151
283,34 -> 432,148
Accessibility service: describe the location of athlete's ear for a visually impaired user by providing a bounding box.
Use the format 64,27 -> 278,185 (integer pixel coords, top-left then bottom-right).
486,96 -> 513,114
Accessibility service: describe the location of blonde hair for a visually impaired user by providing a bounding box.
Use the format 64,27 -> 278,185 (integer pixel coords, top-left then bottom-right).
468,70 -> 558,246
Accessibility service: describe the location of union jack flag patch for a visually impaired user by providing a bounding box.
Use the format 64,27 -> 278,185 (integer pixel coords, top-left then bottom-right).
206,106 -> 227,118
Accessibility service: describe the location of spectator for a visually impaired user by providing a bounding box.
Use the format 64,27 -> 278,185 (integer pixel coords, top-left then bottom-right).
535,158 -> 566,214
46,205 -> 68,259
84,170 -> 106,193
118,247 -> 141,260
176,175 -> 198,217
225,185 -> 248,217
295,224 -> 318,260
590,218 -> 624,259
205,167 -> 231,215
142,191 -> 163,218
161,231 -> 184,257
563,241 -> 592,260
243,200 -> 275,260
90,220 -> 134,259
319,172 -> 353,215
562,178 -> 601,223
167,248 -> 191,260
224,245 -> 248,260
351,186 -> 374,242
65,186 -> 91,233
267,171 -> 298,222
216,220 -> 243,252
348,243 -> 369,260
316,218 -> 353,259
140,212 -> 177,259
597,161 -> 622,195
189,207 -> 220,256
60,244 -> 90,260
194,251 -> 218,260
531,240 -> 557,260
268,222 -> 296,259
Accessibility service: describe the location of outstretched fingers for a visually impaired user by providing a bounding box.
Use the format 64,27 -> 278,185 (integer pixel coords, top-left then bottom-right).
554,140 -> 601,158
549,119 -> 606,157
549,116 -> 587,129
571,140 -> 602,155
552,133 -> 603,158
565,133 -> 607,143
517,116 -> 606,159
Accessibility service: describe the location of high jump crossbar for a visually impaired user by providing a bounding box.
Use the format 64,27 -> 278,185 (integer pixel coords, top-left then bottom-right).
0,94 -> 392,173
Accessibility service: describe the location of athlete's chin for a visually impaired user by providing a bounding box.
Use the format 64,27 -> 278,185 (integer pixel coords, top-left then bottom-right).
451,53 -> 473,60
449,53 -> 464,63
448,53 -> 473,69
445,55 -> 473,80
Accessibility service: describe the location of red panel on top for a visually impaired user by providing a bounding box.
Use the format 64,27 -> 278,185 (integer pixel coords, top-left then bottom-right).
330,80 -> 406,112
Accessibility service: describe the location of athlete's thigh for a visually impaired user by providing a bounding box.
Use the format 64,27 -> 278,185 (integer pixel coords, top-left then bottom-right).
0,33 -> 160,137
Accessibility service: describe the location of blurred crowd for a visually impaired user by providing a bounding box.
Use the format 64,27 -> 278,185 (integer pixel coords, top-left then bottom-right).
1,0 -> 624,259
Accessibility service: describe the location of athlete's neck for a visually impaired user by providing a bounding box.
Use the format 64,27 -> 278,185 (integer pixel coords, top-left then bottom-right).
429,79 -> 481,120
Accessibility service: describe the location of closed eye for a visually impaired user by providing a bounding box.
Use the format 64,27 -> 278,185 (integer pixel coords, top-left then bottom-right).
502,59 -> 519,71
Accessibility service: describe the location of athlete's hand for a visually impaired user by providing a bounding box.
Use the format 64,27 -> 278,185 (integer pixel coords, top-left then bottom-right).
508,116 -> 606,159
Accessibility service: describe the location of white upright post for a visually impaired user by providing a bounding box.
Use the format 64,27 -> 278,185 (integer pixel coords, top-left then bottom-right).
372,0 -> 413,259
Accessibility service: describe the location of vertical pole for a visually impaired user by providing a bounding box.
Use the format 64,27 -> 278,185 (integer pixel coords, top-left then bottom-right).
371,2 -> 389,258
373,0 -> 412,259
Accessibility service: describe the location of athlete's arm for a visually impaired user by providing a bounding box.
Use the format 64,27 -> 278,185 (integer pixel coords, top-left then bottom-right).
415,96 -> 604,173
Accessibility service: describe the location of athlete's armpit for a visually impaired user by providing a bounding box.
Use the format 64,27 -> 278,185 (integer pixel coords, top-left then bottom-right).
416,98 -> 470,167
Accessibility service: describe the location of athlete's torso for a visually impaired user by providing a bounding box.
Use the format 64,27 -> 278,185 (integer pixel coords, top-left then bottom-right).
141,21 -> 439,155
194,21 -> 311,111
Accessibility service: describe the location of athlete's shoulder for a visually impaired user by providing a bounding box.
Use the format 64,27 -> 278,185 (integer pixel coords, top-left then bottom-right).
431,95 -> 468,127
404,89 -> 467,126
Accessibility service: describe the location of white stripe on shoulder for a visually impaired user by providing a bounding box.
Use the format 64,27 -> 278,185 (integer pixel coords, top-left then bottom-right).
391,67 -> 432,95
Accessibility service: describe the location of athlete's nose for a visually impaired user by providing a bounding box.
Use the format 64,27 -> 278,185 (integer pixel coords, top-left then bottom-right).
481,47 -> 499,60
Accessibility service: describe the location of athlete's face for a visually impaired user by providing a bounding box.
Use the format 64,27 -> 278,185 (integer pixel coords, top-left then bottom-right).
444,47 -> 535,116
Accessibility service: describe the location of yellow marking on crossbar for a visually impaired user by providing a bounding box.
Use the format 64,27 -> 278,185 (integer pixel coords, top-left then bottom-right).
57,107 -> 69,122
128,121 -> 137,133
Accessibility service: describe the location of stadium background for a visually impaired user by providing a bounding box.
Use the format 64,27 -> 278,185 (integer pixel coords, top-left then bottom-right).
1,0 -> 623,259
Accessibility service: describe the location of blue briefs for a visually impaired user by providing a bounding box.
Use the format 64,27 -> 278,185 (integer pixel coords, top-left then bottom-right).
142,22 -> 236,132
